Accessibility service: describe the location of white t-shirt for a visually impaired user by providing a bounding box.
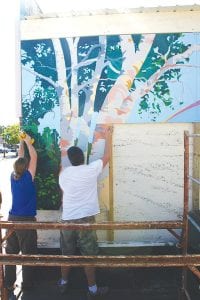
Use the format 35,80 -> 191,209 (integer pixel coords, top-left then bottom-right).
59,159 -> 103,220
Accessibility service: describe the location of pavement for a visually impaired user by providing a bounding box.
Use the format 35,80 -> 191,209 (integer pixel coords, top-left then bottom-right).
11,245 -> 198,300
14,265 -> 181,300
11,264 -> 199,300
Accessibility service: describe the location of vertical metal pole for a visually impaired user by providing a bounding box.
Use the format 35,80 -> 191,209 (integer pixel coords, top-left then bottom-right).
180,131 -> 189,299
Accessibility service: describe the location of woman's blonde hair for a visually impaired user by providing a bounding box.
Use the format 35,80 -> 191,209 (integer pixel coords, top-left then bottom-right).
13,157 -> 28,179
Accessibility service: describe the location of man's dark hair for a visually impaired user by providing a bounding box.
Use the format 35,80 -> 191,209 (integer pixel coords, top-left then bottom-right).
67,146 -> 84,166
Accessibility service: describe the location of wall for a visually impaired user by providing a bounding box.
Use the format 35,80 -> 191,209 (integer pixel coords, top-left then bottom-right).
20,9 -> 200,247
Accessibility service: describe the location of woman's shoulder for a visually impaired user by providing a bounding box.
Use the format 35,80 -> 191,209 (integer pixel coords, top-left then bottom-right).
19,170 -> 32,181
24,170 -> 32,177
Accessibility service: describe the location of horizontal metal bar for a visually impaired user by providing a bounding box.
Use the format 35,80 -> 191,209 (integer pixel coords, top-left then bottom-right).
0,254 -> 200,268
0,220 -> 183,230
188,175 -> 200,185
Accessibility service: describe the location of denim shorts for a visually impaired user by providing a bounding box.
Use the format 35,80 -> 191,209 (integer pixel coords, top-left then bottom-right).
60,216 -> 99,255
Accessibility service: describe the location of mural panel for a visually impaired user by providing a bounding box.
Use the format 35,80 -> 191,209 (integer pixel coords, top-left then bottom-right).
21,32 -> 200,210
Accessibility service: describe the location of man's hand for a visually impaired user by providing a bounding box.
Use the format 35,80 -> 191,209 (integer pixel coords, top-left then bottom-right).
95,125 -> 113,140
101,125 -> 113,168
104,125 -> 113,140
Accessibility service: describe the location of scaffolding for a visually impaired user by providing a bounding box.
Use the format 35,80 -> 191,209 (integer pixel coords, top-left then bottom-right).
0,131 -> 200,299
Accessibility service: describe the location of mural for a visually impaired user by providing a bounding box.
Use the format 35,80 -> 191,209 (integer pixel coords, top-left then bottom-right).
21,32 -> 200,210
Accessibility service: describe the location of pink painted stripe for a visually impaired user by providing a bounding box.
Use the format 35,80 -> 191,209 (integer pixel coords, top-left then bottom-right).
166,100 -> 200,121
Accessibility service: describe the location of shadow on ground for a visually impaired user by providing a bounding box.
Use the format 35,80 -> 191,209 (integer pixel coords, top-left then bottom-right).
12,246 -> 200,300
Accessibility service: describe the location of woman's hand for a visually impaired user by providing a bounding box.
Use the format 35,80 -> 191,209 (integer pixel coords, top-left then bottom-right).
23,133 -> 33,145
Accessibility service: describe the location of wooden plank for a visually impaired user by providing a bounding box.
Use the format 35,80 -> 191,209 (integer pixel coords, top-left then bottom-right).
108,126 -> 114,241
192,123 -> 200,210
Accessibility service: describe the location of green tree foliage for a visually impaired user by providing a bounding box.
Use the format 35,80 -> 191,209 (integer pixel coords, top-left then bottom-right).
22,123 -> 61,210
35,173 -> 61,210
0,125 -> 5,135
2,124 -> 20,145
136,33 -> 190,120
21,40 -> 61,210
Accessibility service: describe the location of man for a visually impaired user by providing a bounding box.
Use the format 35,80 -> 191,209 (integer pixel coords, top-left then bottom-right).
58,126 -> 112,298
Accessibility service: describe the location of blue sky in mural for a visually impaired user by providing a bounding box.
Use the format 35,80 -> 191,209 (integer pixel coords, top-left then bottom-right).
167,33 -> 200,122
127,32 -> 200,123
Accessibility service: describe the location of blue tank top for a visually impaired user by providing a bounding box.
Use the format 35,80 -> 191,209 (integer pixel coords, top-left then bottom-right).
9,170 -> 36,216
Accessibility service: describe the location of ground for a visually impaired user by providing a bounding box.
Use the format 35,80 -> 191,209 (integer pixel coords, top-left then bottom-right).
0,154 -> 200,299
10,258 -> 200,299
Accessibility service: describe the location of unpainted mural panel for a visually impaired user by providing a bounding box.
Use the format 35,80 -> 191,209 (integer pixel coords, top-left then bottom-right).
113,123 -> 193,243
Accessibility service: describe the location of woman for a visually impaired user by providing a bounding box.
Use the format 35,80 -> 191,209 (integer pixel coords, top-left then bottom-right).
5,134 -> 37,299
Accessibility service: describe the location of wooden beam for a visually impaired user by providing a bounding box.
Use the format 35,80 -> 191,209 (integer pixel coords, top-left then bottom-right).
108,126 -> 114,241
192,123 -> 200,210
